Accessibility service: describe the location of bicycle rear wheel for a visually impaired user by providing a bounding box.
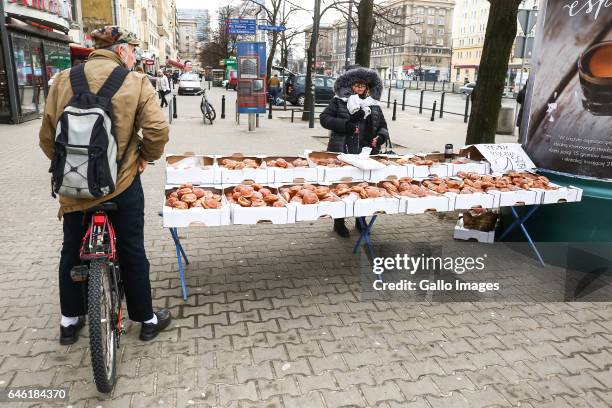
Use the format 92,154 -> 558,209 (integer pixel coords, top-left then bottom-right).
205,103 -> 216,124
88,258 -> 117,393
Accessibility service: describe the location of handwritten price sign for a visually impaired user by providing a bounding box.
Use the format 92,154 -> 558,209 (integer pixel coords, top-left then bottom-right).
475,143 -> 536,173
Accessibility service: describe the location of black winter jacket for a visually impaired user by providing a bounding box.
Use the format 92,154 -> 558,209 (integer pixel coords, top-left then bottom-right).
320,97 -> 389,154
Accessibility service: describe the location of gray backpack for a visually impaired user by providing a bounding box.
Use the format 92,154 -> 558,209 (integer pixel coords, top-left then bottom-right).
49,63 -> 129,199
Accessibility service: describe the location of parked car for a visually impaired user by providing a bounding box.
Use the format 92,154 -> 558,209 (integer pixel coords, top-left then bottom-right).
178,73 -> 201,95
285,74 -> 336,106
459,82 -> 476,95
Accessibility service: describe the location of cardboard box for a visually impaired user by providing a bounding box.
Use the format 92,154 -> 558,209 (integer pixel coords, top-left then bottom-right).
404,153 -> 451,178
226,185 -> 296,224
218,155 -> 269,184
453,218 -> 495,243
367,156 -> 409,182
450,160 -> 491,176
488,188 -> 540,208
400,194 -> 453,214
536,185 -> 582,205
162,186 -> 230,227
308,151 -> 365,183
265,156 -> 318,183
445,191 -> 496,210
166,154 -> 219,185
276,183 -> 350,221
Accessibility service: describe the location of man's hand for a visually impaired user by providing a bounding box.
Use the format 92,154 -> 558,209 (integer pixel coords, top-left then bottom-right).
371,137 -> 378,147
138,158 -> 148,174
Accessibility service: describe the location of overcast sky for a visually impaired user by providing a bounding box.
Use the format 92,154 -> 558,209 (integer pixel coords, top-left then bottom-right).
175,0 -> 347,59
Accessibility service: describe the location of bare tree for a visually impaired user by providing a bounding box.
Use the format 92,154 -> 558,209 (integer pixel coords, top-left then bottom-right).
355,0 -> 374,67
279,28 -> 302,68
466,0 -> 522,144
198,3 -> 240,69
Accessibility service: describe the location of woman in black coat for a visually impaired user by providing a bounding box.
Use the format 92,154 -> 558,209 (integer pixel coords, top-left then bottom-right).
320,67 -> 390,237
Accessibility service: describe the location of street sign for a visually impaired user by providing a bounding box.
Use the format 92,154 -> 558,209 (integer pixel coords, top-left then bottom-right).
257,25 -> 286,32
517,9 -> 538,35
514,36 -> 535,58
228,19 -> 256,35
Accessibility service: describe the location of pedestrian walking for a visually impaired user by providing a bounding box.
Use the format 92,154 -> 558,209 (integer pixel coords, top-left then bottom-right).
268,74 -> 281,100
516,79 -> 529,143
157,70 -> 170,107
39,26 -> 171,345
320,66 -> 389,238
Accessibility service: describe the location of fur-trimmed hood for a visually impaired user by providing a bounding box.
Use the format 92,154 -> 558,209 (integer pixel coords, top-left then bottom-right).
334,66 -> 383,100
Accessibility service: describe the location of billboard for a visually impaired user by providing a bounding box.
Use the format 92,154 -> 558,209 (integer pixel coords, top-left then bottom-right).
521,1 -> 612,180
236,42 -> 267,114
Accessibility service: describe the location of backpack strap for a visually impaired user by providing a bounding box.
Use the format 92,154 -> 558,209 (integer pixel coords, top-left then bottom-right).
96,66 -> 130,100
69,64 -> 89,94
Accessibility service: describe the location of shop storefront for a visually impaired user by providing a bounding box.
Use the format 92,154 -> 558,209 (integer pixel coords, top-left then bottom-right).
1,0 -> 74,123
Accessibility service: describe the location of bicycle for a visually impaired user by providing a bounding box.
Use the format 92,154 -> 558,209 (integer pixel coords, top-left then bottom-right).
198,88 -> 216,124
70,202 -> 124,393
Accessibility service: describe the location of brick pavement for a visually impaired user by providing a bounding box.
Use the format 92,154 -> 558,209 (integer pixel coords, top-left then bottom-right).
0,88 -> 610,408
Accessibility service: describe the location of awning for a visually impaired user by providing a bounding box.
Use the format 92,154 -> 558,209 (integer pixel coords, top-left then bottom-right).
167,59 -> 185,69
402,65 -> 415,70
69,43 -> 94,57
143,58 -> 155,66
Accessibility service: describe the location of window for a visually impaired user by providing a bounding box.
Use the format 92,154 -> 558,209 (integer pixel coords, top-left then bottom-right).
439,9 -> 446,16
428,8 -> 435,15
417,6 -> 424,14
438,28 -> 444,35
427,17 -> 434,24
314,77 -> 324,87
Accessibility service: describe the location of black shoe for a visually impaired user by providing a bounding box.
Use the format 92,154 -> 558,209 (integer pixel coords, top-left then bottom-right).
139,309 -> 172,341
59,316 -> 86,345
333,218 -> 350,238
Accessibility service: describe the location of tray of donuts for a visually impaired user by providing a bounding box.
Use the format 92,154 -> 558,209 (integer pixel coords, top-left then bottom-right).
223,183 -> 296,225
264,156 -> 318,183
163,184 -> 230,227
325,182 -> 401,218
277,183 -> 348,221
377,178 -> 453,214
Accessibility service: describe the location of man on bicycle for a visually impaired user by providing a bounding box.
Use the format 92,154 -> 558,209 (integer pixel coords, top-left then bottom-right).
39,26 -> 172,344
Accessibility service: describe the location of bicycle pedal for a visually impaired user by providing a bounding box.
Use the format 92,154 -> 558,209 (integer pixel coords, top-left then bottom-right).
70,265 -> 89,282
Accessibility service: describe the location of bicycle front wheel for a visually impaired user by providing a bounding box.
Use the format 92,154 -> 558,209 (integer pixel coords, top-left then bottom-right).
205,103 -> 216,124
88,258 -> 117,393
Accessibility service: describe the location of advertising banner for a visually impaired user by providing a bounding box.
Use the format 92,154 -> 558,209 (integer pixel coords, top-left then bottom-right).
522,1 -> 612,180
236,42 -> 267,114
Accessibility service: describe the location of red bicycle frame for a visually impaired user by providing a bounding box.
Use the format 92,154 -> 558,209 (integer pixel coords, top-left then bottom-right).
79,211 -> 117,262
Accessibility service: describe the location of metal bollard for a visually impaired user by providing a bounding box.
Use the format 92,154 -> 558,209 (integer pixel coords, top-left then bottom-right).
268,98 -> 273,119
452,83 -> 456,93
430,101 -> 437,121
442,81 -> 446,91
402,88 -> 407,111
419,90 -> 425,114
409,80 -> 412,89
256,113 -> 259,127
168,98 -> 172,124
387,86 -> 391,108
425,81 -> 428,90
173,95 -> 177,119
392,100 -> 397,121
208,81 -> 211,90
291,109 -> 295,123
433,82 -> 436,91
221,95 -> 226,119
416,81 -> 419,89
440,92 -> 446,118
464,95 -> 470,123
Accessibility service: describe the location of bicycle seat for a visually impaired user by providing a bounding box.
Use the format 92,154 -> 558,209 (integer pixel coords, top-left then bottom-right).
87,202 -> 117,213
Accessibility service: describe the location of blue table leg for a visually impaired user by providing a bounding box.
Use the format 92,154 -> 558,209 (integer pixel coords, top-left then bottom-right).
352,216 -> 383,281
498,206 -> 545,267
169,227 -> 189,300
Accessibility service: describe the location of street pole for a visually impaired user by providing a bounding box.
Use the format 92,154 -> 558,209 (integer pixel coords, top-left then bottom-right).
344,1 -> 353,70
0,0 -> 20,124
309,0 -> 321,129
513,8 -> 534,137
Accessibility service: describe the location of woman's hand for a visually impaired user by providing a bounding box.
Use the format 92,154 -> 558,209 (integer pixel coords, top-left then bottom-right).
371,137 -> 378,147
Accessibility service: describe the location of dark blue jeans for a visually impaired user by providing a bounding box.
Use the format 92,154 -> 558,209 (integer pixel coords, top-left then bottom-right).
59,175 -> 153,322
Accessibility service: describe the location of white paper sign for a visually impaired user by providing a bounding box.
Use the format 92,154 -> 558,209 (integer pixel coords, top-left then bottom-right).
475,143 -> 536,173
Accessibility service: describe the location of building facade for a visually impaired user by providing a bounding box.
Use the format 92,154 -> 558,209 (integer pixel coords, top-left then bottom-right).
81,0 -> 179,74
329,0 -> 455,81
177,18 -> 197,65
304,24 -> 334,75
452,0 -> 538,87
176,8 -> 209,43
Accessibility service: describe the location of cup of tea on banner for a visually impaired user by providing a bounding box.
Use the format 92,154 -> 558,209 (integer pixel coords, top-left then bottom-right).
578,40 -> 612,116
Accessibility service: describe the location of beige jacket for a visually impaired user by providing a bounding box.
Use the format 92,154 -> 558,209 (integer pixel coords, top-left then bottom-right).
39,49 -> 169,217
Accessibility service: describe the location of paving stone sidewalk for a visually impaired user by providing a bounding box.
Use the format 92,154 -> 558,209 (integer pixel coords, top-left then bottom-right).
0,91 -> 610,408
